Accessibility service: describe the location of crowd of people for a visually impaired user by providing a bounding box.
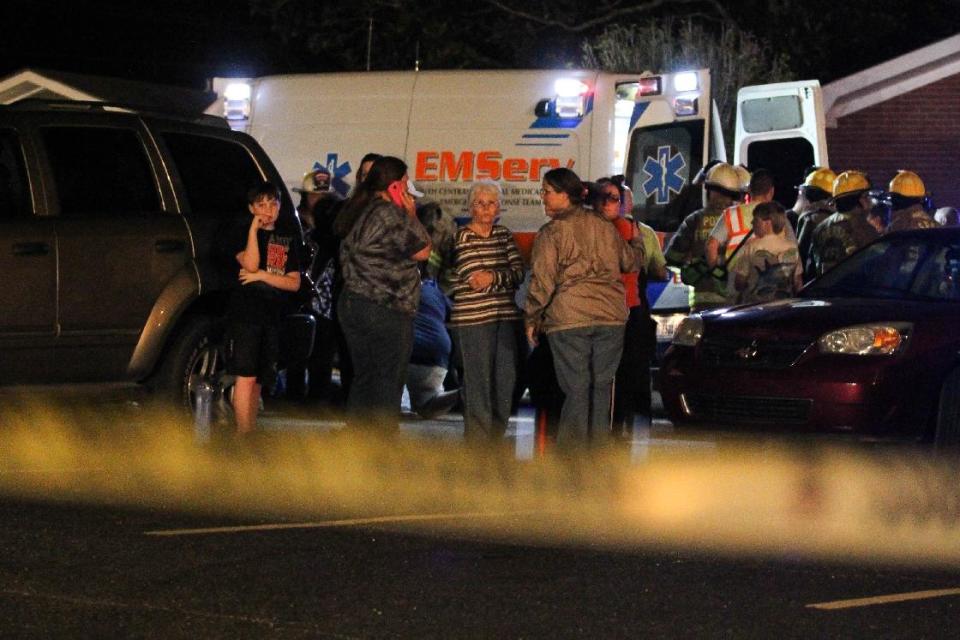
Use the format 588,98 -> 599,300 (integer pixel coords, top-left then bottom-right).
222,153 -> 951,449
664,163 -> 950,311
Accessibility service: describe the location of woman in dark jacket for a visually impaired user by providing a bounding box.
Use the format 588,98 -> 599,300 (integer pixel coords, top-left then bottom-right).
337,156 -> 432,432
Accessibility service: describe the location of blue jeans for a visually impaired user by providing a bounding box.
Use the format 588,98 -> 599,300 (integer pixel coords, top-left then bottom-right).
337,291 -> 414,432
453,320 -> 521,442
548,325 -> 625,449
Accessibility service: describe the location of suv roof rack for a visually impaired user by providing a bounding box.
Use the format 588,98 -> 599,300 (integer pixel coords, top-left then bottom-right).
3,99 -> 231,129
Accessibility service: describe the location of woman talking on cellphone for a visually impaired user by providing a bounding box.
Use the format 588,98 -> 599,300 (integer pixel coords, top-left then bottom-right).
337,156 -> 432,433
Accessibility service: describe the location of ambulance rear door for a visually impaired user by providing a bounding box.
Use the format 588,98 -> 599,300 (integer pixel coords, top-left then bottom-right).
734,80 -> 828,208
622,69 -> 725,234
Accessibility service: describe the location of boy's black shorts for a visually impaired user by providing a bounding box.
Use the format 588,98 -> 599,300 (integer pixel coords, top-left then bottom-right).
226,321 -> 279,387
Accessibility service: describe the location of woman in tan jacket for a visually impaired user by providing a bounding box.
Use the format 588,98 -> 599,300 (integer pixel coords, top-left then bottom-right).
524,168 -> 637,450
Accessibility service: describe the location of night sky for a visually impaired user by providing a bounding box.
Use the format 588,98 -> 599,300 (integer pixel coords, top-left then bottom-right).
2,0 -> 287,89
3,0 -> 958,89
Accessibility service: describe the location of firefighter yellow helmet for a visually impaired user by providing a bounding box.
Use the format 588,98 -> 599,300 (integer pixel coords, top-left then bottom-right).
832,170 -> 871,198
704,163 -> 740,193
888,170 -> 926,198
734,165 -> 751,192
803,168 -> 837,194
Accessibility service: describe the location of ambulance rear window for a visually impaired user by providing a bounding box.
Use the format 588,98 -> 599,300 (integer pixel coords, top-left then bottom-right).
741,96 -> 803,133
625,121 -> 704,232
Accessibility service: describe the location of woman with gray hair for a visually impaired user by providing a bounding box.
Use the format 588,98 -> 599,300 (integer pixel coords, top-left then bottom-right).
448,181 -> 525,444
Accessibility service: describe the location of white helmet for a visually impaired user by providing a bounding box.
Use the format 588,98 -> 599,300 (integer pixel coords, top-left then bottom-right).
294,168 -> 331,193
734,165 -> 751,193
704,163 -> 740,194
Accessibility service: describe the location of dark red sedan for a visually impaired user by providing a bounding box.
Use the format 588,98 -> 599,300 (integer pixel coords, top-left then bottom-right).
659,228 -> 960,444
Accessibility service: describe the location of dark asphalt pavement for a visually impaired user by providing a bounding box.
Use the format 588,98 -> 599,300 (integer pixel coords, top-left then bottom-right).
2,386 -> 960,637
2,495 -> 960,638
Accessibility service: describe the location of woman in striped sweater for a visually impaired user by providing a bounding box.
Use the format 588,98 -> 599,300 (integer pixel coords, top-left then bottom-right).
449,181 -> 525,443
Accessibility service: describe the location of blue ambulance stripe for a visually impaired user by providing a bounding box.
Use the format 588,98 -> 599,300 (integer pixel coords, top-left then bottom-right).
646,281 -> 669,305
629,102 -> 651,131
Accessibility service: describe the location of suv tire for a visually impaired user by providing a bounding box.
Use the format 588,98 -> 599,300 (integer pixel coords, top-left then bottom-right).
152,316 -> 234,423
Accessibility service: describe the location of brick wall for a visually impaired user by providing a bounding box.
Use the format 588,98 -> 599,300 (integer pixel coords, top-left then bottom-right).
826,73 -> 960,209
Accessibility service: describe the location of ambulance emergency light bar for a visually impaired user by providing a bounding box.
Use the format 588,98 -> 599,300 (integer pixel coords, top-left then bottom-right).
224,82 -> 251,100
673,97 -> 699,116
222,81 -> 253,121
636,76 -> 662,96
671,71 -> 700,115
673,72 -> 699,92
547,78 -> 591,119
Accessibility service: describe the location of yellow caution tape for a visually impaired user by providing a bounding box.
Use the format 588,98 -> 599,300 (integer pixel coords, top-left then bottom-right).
1,396 -> 959,566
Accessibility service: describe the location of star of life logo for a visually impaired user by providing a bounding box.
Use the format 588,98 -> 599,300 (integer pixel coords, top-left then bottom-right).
642,145 -> 687,205
316,153 -> 352,197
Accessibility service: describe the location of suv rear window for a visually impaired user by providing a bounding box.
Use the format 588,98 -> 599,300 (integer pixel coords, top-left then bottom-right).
42,126 -> 160,215
162,133 -> 263,219
0,129 -> 31,218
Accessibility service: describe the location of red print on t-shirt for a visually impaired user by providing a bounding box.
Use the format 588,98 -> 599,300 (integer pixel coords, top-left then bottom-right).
266,241 -> 288,275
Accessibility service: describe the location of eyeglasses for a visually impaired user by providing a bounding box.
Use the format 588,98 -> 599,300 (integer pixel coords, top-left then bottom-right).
472,200 -> 499,209
603,194 -> 621,203
538,188 -> 558,196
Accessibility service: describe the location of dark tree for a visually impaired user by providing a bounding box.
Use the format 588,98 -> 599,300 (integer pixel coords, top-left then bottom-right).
248,0 -> 732,71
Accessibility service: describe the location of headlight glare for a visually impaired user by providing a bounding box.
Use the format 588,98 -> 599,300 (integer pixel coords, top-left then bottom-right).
817,322 -> 912,355
672,315 -> 704,347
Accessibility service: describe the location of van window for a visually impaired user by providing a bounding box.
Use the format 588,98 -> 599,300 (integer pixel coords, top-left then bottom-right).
0,129 -> 31,218
741,96 -> 803,133
162,133 -> 262,219
626,121 -> 704,231
42,127 -> 160,216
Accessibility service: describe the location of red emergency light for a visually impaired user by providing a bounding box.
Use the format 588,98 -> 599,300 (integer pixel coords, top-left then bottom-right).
637,77 -> 662,96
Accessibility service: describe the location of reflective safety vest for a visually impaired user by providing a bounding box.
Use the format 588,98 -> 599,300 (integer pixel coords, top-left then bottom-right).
722,203 -> 756,258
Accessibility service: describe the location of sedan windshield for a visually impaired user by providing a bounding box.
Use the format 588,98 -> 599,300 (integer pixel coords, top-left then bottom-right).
804,237 -> 960,302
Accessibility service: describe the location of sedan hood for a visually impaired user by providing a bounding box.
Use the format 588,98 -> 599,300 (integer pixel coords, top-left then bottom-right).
700,297 -> 956,341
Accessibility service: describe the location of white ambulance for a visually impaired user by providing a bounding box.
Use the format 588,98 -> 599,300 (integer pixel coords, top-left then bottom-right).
208,70 -> 827,346
211,70 -> 651,234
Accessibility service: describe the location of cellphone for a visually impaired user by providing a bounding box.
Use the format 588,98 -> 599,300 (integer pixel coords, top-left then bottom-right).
387,181 -> 406,208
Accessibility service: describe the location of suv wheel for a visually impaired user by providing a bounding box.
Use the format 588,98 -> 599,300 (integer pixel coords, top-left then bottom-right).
153,316 -> 234,424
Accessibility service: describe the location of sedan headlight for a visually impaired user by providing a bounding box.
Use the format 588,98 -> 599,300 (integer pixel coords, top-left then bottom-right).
817,322 -> 912,356
672,315 -> 704,347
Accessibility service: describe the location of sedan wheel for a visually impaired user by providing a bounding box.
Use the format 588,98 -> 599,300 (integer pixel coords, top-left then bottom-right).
934,367 -> 960,449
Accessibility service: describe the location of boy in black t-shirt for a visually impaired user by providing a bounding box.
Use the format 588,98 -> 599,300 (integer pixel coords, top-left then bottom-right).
227,182 -> 302,436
